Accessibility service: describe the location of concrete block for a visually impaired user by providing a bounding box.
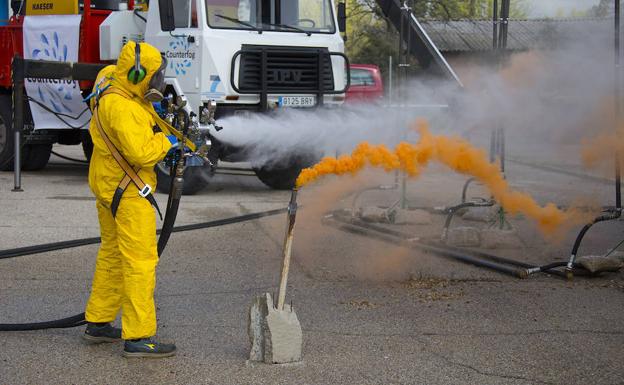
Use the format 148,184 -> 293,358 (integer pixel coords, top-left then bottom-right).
480,228 -> 523,249
445,226 -> 480,247
461,206 -> 498,223
577,255 -> 624,274
608,251 -> 624,263
248,293 -> 303,364
359,206 -> 392,224
393,209 -> 433,225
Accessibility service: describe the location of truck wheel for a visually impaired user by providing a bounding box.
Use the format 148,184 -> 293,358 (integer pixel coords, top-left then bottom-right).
0,93 -> 15,171
155,162 -> 209,195
253,155 -> 317,190
22,143 -> 52,171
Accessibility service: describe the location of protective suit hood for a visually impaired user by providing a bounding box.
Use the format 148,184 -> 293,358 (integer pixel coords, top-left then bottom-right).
113,41 -> 164,99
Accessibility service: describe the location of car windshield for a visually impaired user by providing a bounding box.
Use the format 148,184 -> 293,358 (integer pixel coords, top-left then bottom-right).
205,0 -> 336,34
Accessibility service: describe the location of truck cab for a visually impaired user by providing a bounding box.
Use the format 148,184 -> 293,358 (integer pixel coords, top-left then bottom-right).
0,0 -> 349,191
143,0 -> 349,116
103,0 -> 350,189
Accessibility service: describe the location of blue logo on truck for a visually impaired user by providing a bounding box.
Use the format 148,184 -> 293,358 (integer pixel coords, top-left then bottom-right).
30,32 -> 77,113
166,37 -> 195,75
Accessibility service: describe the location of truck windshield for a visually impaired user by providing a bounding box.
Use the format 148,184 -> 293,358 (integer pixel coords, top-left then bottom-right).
205,0 -> 336,34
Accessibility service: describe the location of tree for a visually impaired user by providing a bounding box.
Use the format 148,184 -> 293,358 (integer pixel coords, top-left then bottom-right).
343,0 -> 529,71
589,0 -> 615,17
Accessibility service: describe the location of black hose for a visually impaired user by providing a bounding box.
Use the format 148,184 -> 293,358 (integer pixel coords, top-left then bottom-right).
0,207 -> 286,331
157,107 -> 191,255
157,188 -> 180,256
0,207 -> 287,260
133,9 -> 147,23
0,313 -> 86,331
51,151 -> 89,164
26,96 -> 90,130
442,200 -> 494,240
568,210 -> 622,268
157,164 -> 178,256
461,177 -> 476,203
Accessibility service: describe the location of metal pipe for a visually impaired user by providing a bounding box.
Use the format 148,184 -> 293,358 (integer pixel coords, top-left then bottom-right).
489,128 -> 496,163
388,55 -> 393,104
615,0 -> 622,209
12,55 -> 23,192
500,127 -> 506,174
398,2 -> 405,102
492,0 -> 498,51
498,0 -> 509,51
277,189 -> 298,310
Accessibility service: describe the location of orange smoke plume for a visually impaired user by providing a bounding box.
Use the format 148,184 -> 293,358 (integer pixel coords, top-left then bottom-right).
582,130 -> 624,170
296,120 -> 583,236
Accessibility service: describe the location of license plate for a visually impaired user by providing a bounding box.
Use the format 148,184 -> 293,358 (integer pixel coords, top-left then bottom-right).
278,96 -> 316,108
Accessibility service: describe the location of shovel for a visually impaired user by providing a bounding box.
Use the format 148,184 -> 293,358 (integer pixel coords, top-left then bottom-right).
248,189 -> 303,364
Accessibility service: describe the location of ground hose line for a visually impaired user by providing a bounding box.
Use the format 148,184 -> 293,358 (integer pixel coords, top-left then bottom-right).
324,211 -> 571,279
0,207 -> 287,260
51,151 -> 89,164
0,207 -> 287,331
0,313 -> 87,331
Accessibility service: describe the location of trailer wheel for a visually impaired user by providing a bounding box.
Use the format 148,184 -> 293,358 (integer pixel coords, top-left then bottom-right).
22,143 -> 52,171
0,93 -> 16,171
253,154 -> 318,190
155,162 -> 209,195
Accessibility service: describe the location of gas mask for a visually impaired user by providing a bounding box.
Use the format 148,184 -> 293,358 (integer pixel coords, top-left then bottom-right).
144,56 -> 168,102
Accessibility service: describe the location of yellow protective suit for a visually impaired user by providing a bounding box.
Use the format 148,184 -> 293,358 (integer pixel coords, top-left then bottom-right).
85,42 -> 171,340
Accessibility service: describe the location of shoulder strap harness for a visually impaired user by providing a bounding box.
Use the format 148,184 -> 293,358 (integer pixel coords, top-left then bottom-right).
92,87 -> 163,219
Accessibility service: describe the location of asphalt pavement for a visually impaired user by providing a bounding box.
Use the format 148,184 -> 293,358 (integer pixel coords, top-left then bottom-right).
0,145 -> 623,385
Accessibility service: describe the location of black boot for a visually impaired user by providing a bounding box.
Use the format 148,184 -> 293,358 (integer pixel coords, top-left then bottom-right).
83,322 -> 122,343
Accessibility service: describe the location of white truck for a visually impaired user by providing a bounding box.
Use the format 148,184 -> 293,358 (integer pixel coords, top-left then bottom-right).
101,0 -> 350,191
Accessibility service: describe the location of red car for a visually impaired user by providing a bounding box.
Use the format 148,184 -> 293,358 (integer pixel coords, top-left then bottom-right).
346,64 -> 384,103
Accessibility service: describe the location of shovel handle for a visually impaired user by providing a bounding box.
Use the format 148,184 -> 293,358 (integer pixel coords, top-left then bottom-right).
277,189 -> 298,310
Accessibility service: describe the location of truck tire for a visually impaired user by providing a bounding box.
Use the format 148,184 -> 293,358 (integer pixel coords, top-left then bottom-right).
0,93 -> 16,171
22,143 -> 52,171
155,162 -> 209,195
253,154 -> 318,190
0,93 -> 53,171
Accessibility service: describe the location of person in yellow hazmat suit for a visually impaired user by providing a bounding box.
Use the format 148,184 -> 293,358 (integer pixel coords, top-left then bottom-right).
82,41 -> 178,358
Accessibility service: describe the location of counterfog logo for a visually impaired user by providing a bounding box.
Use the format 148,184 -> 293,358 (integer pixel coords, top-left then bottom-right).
30,31 -> 77,113
167,37 -> 196,75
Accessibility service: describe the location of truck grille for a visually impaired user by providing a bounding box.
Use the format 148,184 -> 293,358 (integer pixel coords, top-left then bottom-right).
237,46 -> 335,93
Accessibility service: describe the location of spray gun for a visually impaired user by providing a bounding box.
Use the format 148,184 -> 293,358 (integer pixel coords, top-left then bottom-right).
161,97 -> 223,169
